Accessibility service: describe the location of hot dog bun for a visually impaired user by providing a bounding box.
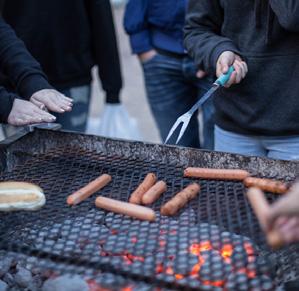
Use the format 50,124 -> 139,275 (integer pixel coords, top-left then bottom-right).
0,182 -> 45,211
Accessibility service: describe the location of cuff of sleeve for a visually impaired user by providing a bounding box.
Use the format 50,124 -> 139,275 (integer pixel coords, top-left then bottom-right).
210,41 -> 241,72
106,92 -> 121,104
18,74 -> 53,100
130,30 -> 153,54
0,94 -> 15,123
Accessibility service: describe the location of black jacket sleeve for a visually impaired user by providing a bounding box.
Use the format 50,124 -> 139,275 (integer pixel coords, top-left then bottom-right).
184,0 -> 240,74
270,0 -> 299,32
0,86 -> 17,123
0,18 -> 52,100
87,0 -> 123,104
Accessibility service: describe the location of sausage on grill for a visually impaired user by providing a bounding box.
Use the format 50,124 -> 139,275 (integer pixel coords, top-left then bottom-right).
161,183 -> 200,216
184,167 -> 250,181
142,181 -> 167,205
244,177 -> 288,194
129,173 -> 157,204
95,196 -> 156,221
67,174 -> 112,205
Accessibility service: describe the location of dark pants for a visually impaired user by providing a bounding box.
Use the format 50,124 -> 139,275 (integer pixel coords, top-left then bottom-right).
142,53 -> 215,149
56,85 -> 91,132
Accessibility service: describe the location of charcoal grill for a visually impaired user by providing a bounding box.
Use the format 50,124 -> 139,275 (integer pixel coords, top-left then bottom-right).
0,127 -> 298,290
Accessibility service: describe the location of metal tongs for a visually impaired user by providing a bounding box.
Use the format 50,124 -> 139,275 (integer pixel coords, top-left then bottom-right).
164,66 -> 235,145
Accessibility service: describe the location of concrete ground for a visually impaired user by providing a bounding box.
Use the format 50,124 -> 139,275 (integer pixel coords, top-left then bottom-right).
87,5 -> 160,143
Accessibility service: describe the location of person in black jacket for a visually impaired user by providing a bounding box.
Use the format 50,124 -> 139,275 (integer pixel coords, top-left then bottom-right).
184,0 -> 299,160
2,0 -> 122,132
0,18 -> 73,125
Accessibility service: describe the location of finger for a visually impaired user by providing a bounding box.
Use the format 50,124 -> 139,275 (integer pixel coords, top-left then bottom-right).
225,71 -> 237,88
52,94 -> 73,107
46,98 -> 66,113
32,107 -> 57,121
62,95 -> 73,102
30,98 -> 45,109
241,62 -> 248,78
233,61 -> 242,83
49,95 -> 73,112
279,217 -> 299,244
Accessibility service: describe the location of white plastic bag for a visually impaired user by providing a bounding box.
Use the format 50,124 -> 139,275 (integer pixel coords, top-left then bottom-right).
88,104 -> 142,141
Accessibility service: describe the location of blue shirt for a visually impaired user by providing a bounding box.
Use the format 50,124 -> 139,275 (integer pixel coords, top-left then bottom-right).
124,0 -> 187,54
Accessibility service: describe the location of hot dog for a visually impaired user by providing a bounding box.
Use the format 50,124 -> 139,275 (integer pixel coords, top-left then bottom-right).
184,167 -> 250,181
161,183 -> 200,216
246,187 -> 284,249
142,181 -> 167,205
67,174 -> 112,205
244,177 -> 288,194
95,196 -> 156,221
129,173 -> 157,204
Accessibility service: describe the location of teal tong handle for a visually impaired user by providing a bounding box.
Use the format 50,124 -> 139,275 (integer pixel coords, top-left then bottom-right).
214,66 -> 235,86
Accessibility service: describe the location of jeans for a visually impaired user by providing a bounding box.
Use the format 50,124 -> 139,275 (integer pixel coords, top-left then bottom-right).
56,85 -> 91,132
215,125 -> 299,161
142,53 -> 215,149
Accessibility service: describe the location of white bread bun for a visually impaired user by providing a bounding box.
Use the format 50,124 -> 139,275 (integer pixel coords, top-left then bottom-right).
0,182 -> 45,211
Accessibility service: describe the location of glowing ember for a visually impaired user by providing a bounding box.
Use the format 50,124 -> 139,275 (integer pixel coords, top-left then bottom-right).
175,274 -> 184,280
202,280 -> 225,287
159,240 -> 166,247
221,244 -> 233,264
165,266 -> 174,275
155,263 -> 164,274
121,286 -> 134,291
189,241 -> 212,255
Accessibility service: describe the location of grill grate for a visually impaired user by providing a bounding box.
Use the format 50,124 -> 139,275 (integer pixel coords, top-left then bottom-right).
0,144 -> 298,290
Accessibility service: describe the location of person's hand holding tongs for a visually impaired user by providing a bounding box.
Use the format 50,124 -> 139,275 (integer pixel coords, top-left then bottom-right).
165,51 -> 248,145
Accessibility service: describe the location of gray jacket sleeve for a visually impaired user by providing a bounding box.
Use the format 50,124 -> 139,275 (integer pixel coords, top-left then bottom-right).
184,0 -> 240,74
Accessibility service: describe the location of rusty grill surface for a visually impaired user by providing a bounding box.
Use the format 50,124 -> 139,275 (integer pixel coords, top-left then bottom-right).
0,129 -> 299,290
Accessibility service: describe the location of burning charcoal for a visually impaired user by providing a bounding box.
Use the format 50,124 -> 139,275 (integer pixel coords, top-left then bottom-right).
0,280 -> 8,291
14,267 -> 33,288
42,275 -> 89,291
0,256 -> 13,277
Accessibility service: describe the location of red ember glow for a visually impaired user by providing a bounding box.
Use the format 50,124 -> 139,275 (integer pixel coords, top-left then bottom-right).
221,244 -> 233,264
189,241 -> 212,255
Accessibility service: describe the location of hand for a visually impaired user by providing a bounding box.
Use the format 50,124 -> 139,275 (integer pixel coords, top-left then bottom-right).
216,51 -> 248,87
138,50 -> 157,63
265,183 -> 299,244
30,89 -> 73,113
7,99 -> 56,126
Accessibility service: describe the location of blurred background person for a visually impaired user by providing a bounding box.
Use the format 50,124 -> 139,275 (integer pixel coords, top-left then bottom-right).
2,0 -> 122,132
0,18 -> 71,126
124,0 -> 215,149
